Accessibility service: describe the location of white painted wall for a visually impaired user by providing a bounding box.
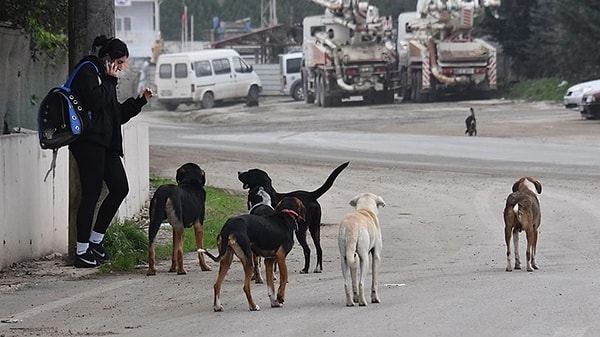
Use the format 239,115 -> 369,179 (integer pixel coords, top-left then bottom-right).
0,123 -> 148,269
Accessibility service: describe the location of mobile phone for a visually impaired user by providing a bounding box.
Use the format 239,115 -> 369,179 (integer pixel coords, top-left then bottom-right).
102,55 -> 113,67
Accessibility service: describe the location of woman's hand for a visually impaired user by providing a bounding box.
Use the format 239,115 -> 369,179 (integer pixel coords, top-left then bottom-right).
140,88 -> 153,101
105,61 -> 119,78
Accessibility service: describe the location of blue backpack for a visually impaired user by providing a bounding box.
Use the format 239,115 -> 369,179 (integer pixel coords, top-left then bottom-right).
38,61 -> 99,181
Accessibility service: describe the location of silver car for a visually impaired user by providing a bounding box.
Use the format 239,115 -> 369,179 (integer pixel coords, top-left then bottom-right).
563,79 -> 600,110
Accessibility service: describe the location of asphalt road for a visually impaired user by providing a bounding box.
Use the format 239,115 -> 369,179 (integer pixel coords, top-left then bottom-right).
2,97 -> 600,337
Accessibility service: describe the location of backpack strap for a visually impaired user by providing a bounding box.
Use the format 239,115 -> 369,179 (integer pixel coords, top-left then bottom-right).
43,149 -> 59,182
64,61 -> 99,89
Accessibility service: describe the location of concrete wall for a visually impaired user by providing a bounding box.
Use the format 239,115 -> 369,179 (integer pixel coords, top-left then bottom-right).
0,130 -> 69,268
0,123 -> 149,270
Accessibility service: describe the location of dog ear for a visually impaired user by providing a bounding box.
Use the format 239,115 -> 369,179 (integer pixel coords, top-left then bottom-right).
296,198 -> 306,220
531,179 -> 542,194
511,178 -> 523,192
376,195 -> 386,208
349,195 -> 359,207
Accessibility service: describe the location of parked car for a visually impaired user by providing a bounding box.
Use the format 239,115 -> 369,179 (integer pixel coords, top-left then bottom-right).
580,89 -> 600,119
279,52 -> 303,101
563,79 -> 600,110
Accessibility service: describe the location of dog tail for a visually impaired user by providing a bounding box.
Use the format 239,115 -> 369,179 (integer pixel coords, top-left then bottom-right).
198,247 -> 222,262
309,161 -> 349,199
148,185 -> 176,244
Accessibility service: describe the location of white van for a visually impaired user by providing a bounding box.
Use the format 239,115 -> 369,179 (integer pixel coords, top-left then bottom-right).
279,52 -> 303,101
155,49 -> 262,110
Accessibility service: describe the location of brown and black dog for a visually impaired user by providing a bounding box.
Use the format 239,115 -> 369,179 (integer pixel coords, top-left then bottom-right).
503,177 -> 542,272
146,163 -> 211,276
199,197 -> 305,312
238,161 -> 349,273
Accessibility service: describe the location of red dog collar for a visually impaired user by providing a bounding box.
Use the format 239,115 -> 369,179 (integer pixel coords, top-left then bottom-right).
281,209 -> 299,219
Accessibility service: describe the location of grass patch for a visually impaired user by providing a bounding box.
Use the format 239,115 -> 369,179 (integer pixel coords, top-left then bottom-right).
504,77 -> 566,101
100,177 -> 246,272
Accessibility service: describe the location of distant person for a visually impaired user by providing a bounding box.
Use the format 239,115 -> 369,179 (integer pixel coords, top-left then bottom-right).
69,35 -> 153,268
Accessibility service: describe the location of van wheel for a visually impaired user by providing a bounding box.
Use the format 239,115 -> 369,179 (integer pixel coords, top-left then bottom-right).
201,92 -> 214,109
246,86 -> 259,106
291,82 -> 304,101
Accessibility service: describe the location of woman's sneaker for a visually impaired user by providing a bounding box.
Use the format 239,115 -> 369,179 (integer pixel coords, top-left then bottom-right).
89,242 -> 111,264
74,249 -> 98,268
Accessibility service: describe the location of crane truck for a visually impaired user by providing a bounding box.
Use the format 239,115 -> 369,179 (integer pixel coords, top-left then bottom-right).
397,0 -> 502,102
301,0 -> 397,106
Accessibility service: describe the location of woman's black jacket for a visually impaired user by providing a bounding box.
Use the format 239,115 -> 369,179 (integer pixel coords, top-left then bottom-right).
68,55 -> 147,156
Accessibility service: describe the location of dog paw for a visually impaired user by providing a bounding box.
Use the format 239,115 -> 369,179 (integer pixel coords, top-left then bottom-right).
313,268 -> 322,274
505,268 -> 512,272
146,269 -> 156,276
299,269 -> 309,274
371,298 -> 380,304
346,302 -> 355,307
213,305 -> 224,312
250,305 -> 261,311
270,301 -> 283,308
177,270 -> 187,275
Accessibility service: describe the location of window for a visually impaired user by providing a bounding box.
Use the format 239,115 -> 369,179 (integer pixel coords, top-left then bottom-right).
158,64 -> 172,79
286,58 -> 301,73
212,58 -> 231,75
174,63 -> 188,78
232,57 -> 251,73
115,17 -> 132,32
194,60 -> 212,77
311,26 -> 325,37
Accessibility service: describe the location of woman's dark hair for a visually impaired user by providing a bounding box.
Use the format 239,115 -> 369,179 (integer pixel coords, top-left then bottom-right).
92,35 -> 129,60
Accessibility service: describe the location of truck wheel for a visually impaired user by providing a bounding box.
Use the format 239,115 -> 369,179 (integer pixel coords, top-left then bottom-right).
412,70 -> 427,103
314,73 -> 322,106
291,82 -> 304,101
201,92 -> 214,109
320,74 -> 332,107
384,89 -> 395,104
303,70 -> 315,104
246,85 -> 259,106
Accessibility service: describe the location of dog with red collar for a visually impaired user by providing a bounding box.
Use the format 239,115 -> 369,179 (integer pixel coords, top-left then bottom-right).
199,196 -> 305,312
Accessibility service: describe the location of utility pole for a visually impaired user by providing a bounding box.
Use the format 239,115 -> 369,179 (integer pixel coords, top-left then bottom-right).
67,0 -> 115,260
261,0 -> 278,27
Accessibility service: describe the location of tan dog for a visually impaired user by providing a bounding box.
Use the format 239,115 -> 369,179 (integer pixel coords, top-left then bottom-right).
338,192 -> 386,306
503,177 -> 542,272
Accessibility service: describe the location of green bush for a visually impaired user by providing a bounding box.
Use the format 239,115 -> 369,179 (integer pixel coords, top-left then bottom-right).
504,77 -> 566,101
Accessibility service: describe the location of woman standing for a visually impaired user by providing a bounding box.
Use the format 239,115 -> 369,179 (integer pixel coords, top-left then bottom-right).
69,35 -> 153,268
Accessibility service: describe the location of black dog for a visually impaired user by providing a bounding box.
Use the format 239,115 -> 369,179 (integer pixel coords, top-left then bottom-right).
147,163 -> 211,276
465,107 -> 477,136
200,197 -> 305,312
238,161 -> 349,273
